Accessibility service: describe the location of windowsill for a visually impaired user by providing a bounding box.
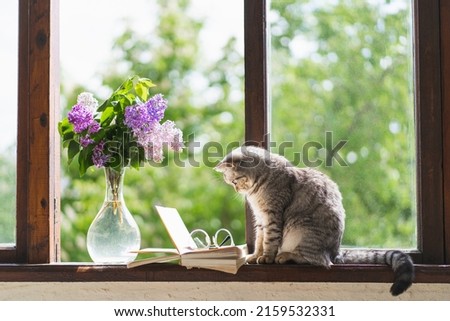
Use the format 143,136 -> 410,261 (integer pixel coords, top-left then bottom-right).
0,263 -> 449,283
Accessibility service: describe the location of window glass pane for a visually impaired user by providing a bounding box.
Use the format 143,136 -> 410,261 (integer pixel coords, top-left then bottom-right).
0,1 -> 18,245
60,0 -> 244,261
270,0 -> 416,248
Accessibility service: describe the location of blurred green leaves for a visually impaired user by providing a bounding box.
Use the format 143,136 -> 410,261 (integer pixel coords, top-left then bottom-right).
60,0 -> 245,261
271,0 -> 416,248
59,0 -> 416,262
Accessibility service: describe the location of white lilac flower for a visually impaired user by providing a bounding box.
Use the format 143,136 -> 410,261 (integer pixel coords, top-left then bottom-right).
77,92 -> 99,112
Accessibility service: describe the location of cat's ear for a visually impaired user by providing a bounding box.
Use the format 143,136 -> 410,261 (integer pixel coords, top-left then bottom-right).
214,161 -> 234,172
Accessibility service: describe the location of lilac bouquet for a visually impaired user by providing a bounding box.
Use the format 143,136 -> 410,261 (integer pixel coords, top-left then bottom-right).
59,76 -> 184,175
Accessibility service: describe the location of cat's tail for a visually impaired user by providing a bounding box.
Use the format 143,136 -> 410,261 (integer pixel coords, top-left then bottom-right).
339,249 -> 414,296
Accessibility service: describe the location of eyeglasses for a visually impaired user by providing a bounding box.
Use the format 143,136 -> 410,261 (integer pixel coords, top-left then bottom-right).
190,228 -> 235,249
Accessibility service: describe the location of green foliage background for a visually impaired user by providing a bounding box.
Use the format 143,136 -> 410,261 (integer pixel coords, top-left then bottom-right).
57,0 -> 416,262
60,0 -> 245,261
0,147 -> 16,244
270,0 -> 416,248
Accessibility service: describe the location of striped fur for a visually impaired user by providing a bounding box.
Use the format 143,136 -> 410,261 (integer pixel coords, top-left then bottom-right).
215,146 -> 414,296
340,249 -> 414,295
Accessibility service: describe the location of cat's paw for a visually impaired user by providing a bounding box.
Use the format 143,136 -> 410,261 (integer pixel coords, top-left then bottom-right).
246,254 -> 259,264
275,252 -> 309,264
256,254 -> 275,264
275,252 -> 292,264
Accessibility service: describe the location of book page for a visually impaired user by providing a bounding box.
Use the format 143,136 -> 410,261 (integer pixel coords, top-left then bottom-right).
127,253 -> 181,268
182,244 -> 247,259
155,205 -> 198,254
132,248 -> 179,254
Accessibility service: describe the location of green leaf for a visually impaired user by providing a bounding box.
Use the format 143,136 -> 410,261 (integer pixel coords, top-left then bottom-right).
138,77 -> 156,88
113,99 -> 124,113
124,93 -> 134,106
135,82 -> 148,101
135,78 -> 156,101
129,146 -> 144,170
57,120 -> 64,136
62,139 -> 71,149
97,98 -> 111,112
118,95 -> 133,111
116,77 -> 134,95
67,140 -> 80,165
90,128 -> 106,142
62,131 -> 75,144
58,118 -> 73,136
78,145 -> 94,176
100,107 -> 115,126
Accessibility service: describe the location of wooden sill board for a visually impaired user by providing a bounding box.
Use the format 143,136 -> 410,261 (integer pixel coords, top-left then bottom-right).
0,263 -> 448,283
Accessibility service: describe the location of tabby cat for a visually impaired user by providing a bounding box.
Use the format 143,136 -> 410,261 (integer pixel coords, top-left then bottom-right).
215,145 -> 414,296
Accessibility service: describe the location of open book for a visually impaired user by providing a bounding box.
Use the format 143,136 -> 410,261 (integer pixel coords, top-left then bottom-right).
127,206 -> 247,274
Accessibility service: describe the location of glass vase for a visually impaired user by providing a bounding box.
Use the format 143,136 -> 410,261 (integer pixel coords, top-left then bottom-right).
87,167 -> 141,263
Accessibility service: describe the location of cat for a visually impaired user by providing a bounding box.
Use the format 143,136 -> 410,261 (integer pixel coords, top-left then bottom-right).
214,145 -> 414,296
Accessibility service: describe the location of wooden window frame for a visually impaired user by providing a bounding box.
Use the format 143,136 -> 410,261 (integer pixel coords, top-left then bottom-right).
0,0 -> 60,264
0,0 -> 449,284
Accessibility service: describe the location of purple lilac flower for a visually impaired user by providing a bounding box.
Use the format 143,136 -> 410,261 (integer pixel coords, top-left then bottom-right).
79,135 -> 94,147
124,94 -> 168,137
68,104 -> 94,133
92,140 -> 109,168
169,128 -> 184,152
124,104 -> 152,139
68,92 -> 101,135
124,94 -> 183,162
145,94 -> 168,123
141,121 -> 184,162
161,121 -> 184,152
144,145 -> 163,163
88,121 -> 100,134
